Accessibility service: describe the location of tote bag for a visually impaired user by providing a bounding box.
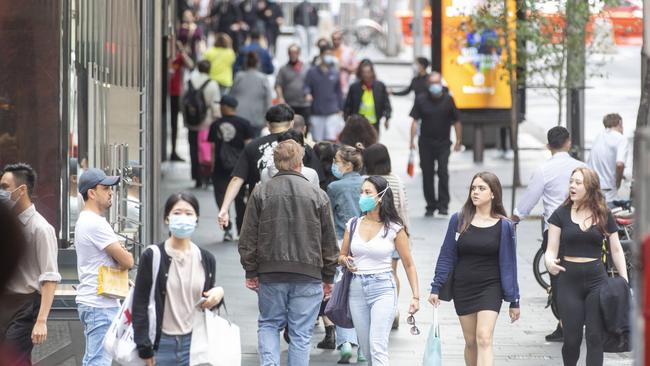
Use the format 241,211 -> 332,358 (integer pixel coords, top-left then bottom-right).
324,217 -> 359,329
423,307 -> 443,366
103,245 -> 160,365
190,302 -> 241,366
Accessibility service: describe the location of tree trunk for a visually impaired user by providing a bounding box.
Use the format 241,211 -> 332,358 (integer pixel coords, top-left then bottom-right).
637,50 -> 650,129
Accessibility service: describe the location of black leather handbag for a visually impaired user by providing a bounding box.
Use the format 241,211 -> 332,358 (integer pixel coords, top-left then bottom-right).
438,269 -> 454,302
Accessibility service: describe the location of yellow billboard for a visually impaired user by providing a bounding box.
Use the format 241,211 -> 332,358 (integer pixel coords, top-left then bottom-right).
441,0 -> 515,109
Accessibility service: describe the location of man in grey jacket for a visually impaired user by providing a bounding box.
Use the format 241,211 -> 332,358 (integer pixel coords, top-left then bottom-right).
239,139 -> 338,366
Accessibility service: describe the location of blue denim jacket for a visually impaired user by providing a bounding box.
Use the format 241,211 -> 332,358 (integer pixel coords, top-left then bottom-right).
327,172 -> 363,239
430,213 -> 520,307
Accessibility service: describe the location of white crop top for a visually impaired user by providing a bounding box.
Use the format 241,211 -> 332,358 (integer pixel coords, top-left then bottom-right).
347,217 -> 403,274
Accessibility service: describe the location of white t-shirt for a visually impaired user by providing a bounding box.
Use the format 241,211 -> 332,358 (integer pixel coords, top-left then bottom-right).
588,129 -> 630,202
347,217 -> 403,274
74,210 -> 121,308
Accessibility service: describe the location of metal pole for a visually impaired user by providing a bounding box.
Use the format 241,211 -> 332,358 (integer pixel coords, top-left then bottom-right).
386,0 -> 398,56
413,0 -> 424,59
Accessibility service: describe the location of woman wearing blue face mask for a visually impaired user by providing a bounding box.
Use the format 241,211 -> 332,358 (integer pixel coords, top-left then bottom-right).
324,143 -> 365,362
132,192 -> 224,366
338,176 -> 420,365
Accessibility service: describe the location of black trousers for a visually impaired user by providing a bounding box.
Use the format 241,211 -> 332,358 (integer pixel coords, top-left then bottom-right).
188,130 -> 200,181
170,95 -> 180,156
556,260 -> 607,366
212,172 -> 246,234
418,140 -> 450,211
0,293 -> 40,366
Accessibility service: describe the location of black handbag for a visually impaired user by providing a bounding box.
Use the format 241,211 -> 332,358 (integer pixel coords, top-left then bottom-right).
324,217 -> 359,329
438,269 -> 454,301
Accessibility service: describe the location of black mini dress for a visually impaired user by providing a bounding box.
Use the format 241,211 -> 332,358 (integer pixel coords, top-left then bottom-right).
453,220 -> 503,316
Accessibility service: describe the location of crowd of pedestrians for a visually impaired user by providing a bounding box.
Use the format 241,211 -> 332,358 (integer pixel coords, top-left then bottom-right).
0,3 -> 634,366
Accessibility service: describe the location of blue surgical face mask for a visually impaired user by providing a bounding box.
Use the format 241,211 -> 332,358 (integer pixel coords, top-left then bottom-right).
0,187 -> 20,209
169,215 -> 197,239
429,83 -> 443,95
358,187 -> 389,212
323,55 -> 336,66
331,162 -> 344,179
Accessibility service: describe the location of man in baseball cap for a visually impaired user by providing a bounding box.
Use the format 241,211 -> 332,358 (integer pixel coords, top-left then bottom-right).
74,168 -> 133,365
78,168 -> 120,200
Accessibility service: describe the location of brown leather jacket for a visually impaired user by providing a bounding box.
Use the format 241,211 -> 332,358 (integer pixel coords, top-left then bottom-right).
238,170 -> 339,283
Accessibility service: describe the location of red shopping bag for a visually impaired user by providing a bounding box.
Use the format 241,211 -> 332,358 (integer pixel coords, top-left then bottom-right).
407,149 -> 416,177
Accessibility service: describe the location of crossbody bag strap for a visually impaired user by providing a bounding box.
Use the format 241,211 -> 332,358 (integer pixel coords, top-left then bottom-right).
348,216 -> 359,257
149,245 -> 161,303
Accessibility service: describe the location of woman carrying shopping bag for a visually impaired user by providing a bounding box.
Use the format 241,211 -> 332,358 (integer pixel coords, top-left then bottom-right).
132,192 -> 225,366
324,144 -> 366,362
429,172 -> 520,366
338,175 -> 420,365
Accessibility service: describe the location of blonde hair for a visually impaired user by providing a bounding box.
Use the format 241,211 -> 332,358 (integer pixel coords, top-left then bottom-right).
274,140 -> 304,171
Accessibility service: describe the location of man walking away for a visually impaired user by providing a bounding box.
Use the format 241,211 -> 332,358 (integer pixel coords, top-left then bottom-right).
217,104 -> 324,229
239,139 -> 338,366
511,126 -> 586,342
208,95 -> 255,241
276,44 -> 311,133
588,113 -> 630,206
293,1 -> 319,60
74,168 -> 134,366
409,71 -> 462,217
0,164 -> 60,366
305,42 -> 344,142
234,29 -> 274,75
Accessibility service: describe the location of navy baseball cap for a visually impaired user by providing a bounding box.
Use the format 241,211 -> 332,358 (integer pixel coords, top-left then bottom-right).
78,168 -> 120,195
220,95 -> 238,108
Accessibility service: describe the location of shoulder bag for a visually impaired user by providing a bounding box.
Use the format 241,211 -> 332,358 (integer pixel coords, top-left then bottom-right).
324,217 -> 359,328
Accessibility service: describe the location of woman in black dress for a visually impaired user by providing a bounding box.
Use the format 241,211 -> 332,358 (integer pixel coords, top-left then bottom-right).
545,167 -> 628,366
429,172 -> 520,366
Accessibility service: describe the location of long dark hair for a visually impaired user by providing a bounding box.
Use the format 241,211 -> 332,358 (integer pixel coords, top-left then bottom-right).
459,172 -> 507,233
363,143 -> 391,175
364,176 -> 408,237
560,167 -> 610,234
313,141 -> 339,190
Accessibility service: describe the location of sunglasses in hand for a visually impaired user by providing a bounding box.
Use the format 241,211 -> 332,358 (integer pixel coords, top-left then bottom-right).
406,314 -> 420,335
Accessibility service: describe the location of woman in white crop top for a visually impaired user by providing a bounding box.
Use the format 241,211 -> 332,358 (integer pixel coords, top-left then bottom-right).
338,176 -> 420,365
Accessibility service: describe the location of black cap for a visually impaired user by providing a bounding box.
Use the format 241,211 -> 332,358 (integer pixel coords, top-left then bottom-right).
220,95 -> 238,109
78,168 -> 120,195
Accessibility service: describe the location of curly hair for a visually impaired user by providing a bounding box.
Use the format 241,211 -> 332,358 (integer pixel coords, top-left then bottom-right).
338,115 -> 378,148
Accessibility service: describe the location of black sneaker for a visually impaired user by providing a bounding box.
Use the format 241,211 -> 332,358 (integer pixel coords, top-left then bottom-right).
545,324 -> 563,342
223,231 -> 233,242
425,209 -> 435,217
283,326 -> 290,344
437,208 -> 449,217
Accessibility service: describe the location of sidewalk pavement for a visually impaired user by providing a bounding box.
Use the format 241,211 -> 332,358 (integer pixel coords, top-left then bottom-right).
161,58 -> 633,364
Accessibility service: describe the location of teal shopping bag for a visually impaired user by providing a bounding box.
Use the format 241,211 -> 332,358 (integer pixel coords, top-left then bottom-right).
423,307 -> 442,366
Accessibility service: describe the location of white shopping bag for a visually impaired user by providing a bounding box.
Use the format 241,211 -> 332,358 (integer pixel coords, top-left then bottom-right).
103,245 -> 160,365
190,303 -> 241,366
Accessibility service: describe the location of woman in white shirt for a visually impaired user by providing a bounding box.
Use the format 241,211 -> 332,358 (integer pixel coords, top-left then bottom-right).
133,192 -> 224,366
338,176 -> 420,365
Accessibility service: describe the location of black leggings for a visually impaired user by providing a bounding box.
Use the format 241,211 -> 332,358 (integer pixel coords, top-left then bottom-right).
556,259 -> 607,366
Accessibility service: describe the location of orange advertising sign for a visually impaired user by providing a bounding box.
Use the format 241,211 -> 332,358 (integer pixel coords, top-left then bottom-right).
441,0 -> 515,109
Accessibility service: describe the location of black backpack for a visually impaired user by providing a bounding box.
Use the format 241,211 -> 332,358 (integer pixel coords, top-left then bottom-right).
182,79 -> 211,127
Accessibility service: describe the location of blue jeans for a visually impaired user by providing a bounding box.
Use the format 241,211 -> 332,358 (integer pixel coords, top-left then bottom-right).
349,272 -> 397,366
77,304 -> 119,366
258,281 -> 323,366
156,333 -> 191,366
